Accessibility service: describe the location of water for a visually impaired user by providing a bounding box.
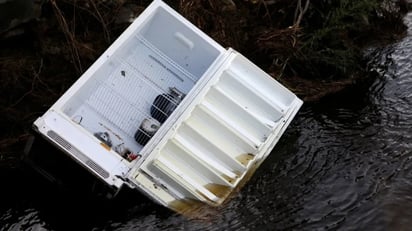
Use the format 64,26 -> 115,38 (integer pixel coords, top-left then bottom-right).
1,13 -> 412,231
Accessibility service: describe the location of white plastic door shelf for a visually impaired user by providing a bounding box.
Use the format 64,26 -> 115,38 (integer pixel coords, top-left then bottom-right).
128,50 -> 302,211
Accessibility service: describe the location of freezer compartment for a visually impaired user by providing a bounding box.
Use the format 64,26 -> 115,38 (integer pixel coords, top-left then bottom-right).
60,3 -> 224,161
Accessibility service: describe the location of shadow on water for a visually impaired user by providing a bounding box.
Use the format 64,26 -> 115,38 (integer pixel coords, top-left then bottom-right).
0,162 -> 173,231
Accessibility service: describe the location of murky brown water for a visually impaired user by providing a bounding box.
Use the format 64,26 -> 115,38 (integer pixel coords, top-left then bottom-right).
1,13 -> 411,231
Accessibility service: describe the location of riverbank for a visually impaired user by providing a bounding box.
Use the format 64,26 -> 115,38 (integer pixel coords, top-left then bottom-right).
0,0 -> 408,165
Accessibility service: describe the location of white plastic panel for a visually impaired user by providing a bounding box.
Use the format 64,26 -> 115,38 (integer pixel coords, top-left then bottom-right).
216,70 -> 284,125
229,56 -> 297,110
138,7 -> 223,79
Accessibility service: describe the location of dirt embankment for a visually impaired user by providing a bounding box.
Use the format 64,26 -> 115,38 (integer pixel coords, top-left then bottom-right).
0,0 -> 407,165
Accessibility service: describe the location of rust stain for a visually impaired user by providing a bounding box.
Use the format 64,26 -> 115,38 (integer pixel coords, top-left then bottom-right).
100,142 -> 111,151
168,154 -> 270,219
221,174 -> 235,183
236,153 -> 255,166
168,198 -> 226,221
168,199 -> 205,215
205,183 -> 232,199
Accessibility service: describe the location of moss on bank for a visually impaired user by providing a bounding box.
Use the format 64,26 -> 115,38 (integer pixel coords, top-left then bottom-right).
0,0 -> 408,165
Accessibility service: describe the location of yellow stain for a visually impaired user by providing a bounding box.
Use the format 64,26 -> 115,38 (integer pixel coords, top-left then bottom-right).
100,142 -> 111,151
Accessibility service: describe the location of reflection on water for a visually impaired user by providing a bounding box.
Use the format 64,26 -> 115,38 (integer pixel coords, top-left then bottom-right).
1,13 -> 412,231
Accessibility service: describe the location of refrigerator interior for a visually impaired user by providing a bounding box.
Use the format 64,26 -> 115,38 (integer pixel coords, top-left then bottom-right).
61,7 -> 223,161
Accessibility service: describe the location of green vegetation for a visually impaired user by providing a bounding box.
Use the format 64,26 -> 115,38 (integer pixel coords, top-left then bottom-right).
288,0 -> 407,80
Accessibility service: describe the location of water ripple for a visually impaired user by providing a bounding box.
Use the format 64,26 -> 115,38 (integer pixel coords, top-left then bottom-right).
0,208 -> 47,231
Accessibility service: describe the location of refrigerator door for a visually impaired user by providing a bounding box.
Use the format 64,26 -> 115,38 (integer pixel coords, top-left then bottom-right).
127,49 -> 303,211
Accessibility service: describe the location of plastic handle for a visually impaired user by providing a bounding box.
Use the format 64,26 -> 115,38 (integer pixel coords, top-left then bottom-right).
174,32 -> 194,50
